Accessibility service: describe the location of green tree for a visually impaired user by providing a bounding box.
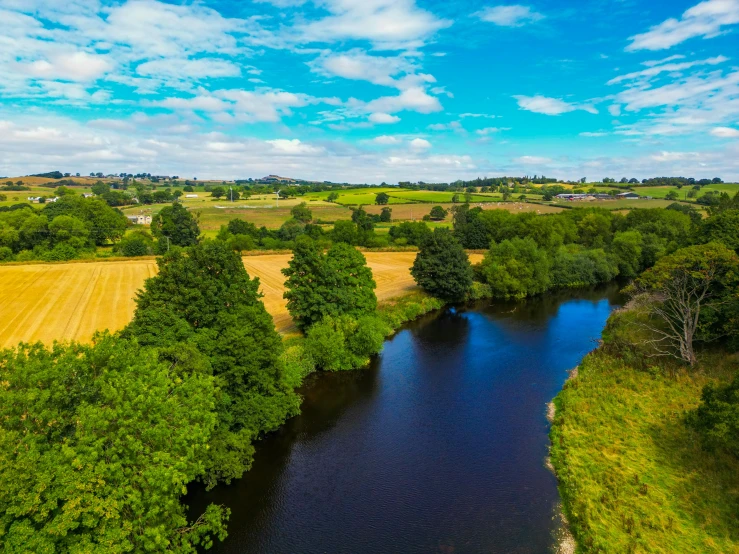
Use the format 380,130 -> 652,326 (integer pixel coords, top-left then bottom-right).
0,335 -> 228,552
210,186 -> 226,198
698,210 -> 739,253
332,220 -> 359,244
689,373 -> 739,458
54,185 -> 74,196
227,218 -> 259,237
429,205 -> 448,220
126,241 -> 299,485
380,207 -> 392,222
411,228 -> 473,301
327,191 -> 340,202
151,202 -> 200,248
479,237 -> 551,299
375,192 -> 390,205
610,230 -> 643,278
290,202 -> 313,223
91,181 -> 110,196
283,238 -> 377,331
628,242 -> 739,366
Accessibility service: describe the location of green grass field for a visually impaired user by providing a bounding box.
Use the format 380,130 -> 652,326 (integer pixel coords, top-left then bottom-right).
552,347 -> 739,553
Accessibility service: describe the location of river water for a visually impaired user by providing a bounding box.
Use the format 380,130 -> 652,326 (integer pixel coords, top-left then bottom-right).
189,285 -> 623,553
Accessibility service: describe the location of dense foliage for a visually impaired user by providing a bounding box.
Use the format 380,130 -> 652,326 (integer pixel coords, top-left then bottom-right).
0,335 -> 228,552
151,202 -> 200,250
0,196 -> 127,261
125,241 -> 299,486
282,238 -> 377,331
411,228 -> 473,301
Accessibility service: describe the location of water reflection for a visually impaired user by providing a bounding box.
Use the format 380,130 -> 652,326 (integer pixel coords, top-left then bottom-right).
188,286 -> 622,554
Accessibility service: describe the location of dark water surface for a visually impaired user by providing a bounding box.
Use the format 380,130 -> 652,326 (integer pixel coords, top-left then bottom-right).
189,286 -> 623,554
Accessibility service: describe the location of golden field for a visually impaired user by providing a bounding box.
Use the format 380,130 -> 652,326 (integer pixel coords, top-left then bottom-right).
0,252 -> 484,348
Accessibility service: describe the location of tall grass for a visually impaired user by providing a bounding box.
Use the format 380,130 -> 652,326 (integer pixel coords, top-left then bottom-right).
551,345 -> 739,553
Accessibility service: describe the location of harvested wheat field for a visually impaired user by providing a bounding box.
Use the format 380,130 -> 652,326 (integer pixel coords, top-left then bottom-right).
0,252 -> 483,348
0,260 -> 158,349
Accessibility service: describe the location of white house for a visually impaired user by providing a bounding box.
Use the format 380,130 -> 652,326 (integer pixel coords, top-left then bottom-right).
185,194 -> 199,198
126,215 -> 152,225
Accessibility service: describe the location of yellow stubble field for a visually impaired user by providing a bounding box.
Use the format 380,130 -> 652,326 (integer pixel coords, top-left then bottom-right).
0,252 -> 484,348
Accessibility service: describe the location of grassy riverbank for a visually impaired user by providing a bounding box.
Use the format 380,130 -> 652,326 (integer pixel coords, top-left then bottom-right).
550,311 -> 739,552
281,290 -> 445,388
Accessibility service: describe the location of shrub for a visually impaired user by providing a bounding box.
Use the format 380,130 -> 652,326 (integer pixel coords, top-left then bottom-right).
689,373 -> 739,458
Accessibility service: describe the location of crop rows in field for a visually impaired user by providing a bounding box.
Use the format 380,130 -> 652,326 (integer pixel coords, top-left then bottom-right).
0,252 -> 469,347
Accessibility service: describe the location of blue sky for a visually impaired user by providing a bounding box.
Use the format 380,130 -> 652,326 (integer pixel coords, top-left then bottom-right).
1,0 -> 738,182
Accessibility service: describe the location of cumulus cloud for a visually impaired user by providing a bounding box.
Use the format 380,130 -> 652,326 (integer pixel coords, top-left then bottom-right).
266,138 -> 323,154
711,126 -> 739,137
298,0 -> 451,49
514,95 -> 598,115
475,5 -> 544,27
515,155 -> 552,164
364,87 -> 443,114
371,135 -> 401,144
409,137 -> 432,150
369,112 -> 401,124
627,0 -> 739,51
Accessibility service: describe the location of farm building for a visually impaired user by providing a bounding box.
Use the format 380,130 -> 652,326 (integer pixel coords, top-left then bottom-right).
185,194 -> 199,198
556,193 -> 594,201
126,215 -> 152,225
617,192 -> 641,199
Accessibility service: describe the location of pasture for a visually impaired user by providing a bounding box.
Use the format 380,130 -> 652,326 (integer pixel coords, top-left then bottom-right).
0,252 -> 486,347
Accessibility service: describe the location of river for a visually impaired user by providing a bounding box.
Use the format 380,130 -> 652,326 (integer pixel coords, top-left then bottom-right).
189,285 -> 623,553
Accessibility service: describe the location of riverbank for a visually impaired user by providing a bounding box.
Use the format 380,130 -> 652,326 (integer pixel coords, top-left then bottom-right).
279,290 -> 446,388
549,309 -> 739,552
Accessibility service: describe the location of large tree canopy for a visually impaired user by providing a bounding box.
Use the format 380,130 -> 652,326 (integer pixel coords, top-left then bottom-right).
125,241 -> 299,486
0,335 -> 227,553
283,238 -> 377,331
479,237 -> 551,299
411,228 -> 473,301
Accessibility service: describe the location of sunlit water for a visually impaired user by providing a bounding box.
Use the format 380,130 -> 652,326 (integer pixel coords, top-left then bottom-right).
189,285 -> 622,553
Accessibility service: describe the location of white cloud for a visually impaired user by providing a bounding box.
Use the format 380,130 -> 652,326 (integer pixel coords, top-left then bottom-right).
515,155 -> 552,164
460,112 -> 498,118
475,5 -> 544,27
151,89 -> 317,123
299,0 -> 451,49
642,54 -> 686,67
580,131 -> 608,137
20,51 -> 113,82
627,0 -> 739,51
313,50 -> 418,87
136,58 -> 242,81
427,121 -> 462,131
369,112 -> 401,124
608,104 -> 622,116
514,95 -> 598,115
266,138 -> 323,155
607,55 -> 728,85
711,126 -> 739,137
409,137 -> 432,150
475,126 -> 510,135
371,135 -> 401,144
364,86 -> 443,114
